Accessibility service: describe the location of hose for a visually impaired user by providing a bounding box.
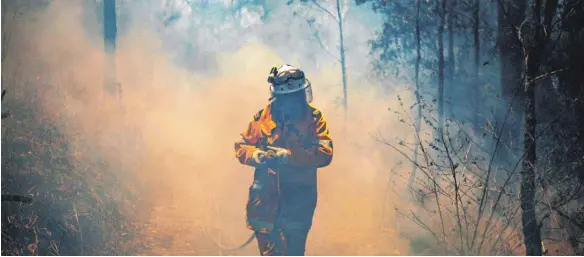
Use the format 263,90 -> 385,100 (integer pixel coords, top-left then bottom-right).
211,231 -> 256,251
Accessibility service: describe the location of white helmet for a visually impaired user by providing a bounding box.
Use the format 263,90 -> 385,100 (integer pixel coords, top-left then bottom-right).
267,64 -> 313,103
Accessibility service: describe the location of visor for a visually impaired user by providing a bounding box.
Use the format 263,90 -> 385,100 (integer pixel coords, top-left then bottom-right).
269,81 -> 313,104
272,69 -> 305,85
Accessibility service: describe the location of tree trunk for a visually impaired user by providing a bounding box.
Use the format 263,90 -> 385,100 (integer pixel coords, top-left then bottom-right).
103,0 -> 119,98
438,0 -> 446,131
497,0 -> 526,104
496,0 -> 527,166
448,0 -> 455,118
521,0 -> 548,254
336,0 -> 348,114
522,40 -> 543,256
520,0 -> 558,254
435,1 -> 448,239
408,0 -> 423,190
473,0 -> 480,128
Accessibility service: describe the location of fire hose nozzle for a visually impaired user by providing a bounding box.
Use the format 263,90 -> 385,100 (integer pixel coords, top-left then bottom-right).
258,150 -> 278,166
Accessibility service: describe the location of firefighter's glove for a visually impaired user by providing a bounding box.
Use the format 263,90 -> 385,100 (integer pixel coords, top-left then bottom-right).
272,148 -> 292,165
251,150 -> 268,166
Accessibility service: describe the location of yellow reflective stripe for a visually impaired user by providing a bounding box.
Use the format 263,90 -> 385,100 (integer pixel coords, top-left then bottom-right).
317,140 -> 332,148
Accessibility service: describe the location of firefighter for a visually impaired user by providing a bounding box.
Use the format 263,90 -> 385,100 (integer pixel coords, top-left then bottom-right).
234,64 -> 334,256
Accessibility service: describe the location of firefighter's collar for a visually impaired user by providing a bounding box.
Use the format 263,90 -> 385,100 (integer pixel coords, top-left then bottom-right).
259,104 -> 313,136
258,105 -> 277,136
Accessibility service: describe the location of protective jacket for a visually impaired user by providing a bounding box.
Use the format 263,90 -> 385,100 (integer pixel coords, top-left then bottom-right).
234,103 -> 333,233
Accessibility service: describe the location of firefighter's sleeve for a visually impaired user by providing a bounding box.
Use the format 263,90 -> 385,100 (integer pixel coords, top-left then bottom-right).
234,115 -> 261,166
289,112 -> 333,168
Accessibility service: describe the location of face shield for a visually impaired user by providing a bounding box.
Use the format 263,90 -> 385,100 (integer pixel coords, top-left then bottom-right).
271,91 -> 307,122
304,80 -> 313,104
267,65 -> 314,121
269,79 -> 313,104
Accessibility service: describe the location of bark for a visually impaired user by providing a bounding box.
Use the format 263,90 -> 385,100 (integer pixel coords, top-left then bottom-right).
408,0 -> 423,190
496,0 -> 527,166
559,0 -> 584,190
448,0 -> 456,118
520,0 -> 558,254
497,0 -> 526,101
522,41 -> 543,256
336,0 -> 348,113
438,0 -> 446,131
473,0 -> 480,128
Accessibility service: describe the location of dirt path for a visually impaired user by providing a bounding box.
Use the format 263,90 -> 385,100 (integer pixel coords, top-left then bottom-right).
127,176 -> 408,256
133,205 -> 255,256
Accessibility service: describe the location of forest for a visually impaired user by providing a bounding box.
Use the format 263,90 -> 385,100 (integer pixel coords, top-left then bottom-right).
1,0 -> 583,255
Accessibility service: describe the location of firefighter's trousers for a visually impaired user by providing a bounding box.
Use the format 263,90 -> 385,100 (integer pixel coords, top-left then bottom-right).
255,184 -> 317,256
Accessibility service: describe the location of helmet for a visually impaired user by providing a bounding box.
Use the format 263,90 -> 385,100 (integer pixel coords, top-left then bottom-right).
267,64 -> 313,103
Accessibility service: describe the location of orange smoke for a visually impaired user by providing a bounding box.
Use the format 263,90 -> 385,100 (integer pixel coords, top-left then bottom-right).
2,1 -> 421,255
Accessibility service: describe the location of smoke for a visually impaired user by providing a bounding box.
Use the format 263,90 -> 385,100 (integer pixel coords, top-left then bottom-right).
1,1 -> 427,255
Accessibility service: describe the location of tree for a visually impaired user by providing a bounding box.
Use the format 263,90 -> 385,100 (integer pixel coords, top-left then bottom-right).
472,0 -> 480,128
363,0 -> 584,254
518,0 -> 559,254
495,0 -> 526,167
289,0 -> 349,113
408,0 -> 424,191
357,0 -> 450,193
438,0 -> 446,132
336,0 -> 349,113
103,0 -> 120,99
447,0 -> 456,119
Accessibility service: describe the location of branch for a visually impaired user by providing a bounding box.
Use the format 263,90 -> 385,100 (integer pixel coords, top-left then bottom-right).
527,68 -> 569,84
394,98 -> 447,240
495,0 -> 528,55
373,131 -> 451,200
490,204 -> 522,254
409,209 -> 442,243
476,97 -> 579,253
442,126 -> 466,253
470,56 -> 528,248
310,0 -> 338,22
305,20 -> 341,63
552,208 -> 584,232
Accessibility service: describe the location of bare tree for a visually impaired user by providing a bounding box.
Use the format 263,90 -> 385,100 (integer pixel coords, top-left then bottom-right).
336,0 -> 348,113
438,0 -> 446,131
448,0 -> 456,113
378,91 -> 530,255
103,0 -> 120,99
290,0 -> 349,114
363,0 -> 583,254
472,0 -> 480,128
408,0 -> 424,191
520,0 -> 559,254
496,0 -> 527,166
